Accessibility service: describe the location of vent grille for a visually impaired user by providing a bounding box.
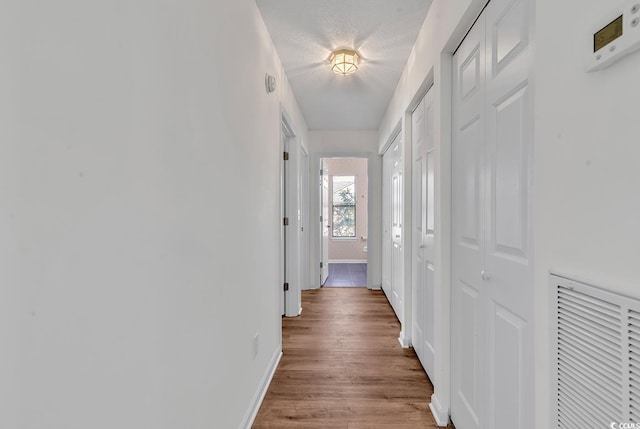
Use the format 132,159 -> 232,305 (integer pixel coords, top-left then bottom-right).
551,274 -> 638,428
629,310 -> 640,422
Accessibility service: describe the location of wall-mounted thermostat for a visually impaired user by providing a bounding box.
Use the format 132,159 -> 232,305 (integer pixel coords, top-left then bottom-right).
585,0 -> 640,72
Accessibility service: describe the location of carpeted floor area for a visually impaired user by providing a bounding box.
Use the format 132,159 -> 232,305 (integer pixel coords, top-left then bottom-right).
323,263 -> 367,287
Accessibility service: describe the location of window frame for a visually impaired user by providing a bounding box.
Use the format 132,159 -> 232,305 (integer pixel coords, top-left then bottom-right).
331,175 -> 357,239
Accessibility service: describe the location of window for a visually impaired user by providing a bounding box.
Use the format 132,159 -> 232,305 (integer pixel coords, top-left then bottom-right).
332,176 -> 356,237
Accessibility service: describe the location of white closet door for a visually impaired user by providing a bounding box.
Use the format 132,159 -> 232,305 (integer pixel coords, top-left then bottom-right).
382,144 -> 394,299
452,14 -> 486,429
391,136 -> 404,321
412,87 -> 436,382
484,0 -> 533,426
383,132 -> 404,322
452,0 -> 533,428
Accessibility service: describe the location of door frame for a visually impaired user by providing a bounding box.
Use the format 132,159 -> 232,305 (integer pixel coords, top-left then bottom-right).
280,107 -> 305,317
309,152 -> 377,290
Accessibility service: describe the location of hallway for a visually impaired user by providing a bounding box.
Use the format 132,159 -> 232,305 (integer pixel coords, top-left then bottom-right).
253,288 -> 448,428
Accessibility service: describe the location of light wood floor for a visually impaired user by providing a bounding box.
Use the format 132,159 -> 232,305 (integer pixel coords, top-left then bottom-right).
253,287 -> 452,428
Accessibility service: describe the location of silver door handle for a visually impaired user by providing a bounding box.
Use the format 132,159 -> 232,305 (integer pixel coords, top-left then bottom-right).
481,270 -> 491,281
395,235 -> 401,239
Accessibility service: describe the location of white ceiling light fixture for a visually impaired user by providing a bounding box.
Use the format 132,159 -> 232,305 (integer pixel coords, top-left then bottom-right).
329,49 -> 360,76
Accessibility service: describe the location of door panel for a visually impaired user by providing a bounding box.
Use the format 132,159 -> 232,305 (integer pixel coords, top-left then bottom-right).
412,143 -> 425,364
452,14 -> 486,429
458,281 -> 480,425
485,0 -> 533,426
459,118 -> 483,248
489,303 -> 526,429
492,84 -> 529,260
382,151 -> 393,297
412,87 -> 436,382
383,132 -> 403,322
423,262 -> 435,374
492,0 -> 528,74
452,0 -> 533,428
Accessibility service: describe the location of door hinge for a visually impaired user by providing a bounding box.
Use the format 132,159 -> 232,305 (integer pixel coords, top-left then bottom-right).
320,262 -> 323,268
320,215 -> 323,222
283,217 -> 289,226
283,151 -> 289,161
283,282 -> 289,291
320,169 -> 323,175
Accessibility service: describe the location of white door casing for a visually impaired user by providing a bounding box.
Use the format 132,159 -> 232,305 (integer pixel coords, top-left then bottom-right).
411,87 -> 436,382
320,160 -> 329,285
280,128 -> 289,316
451,0 -> 534,427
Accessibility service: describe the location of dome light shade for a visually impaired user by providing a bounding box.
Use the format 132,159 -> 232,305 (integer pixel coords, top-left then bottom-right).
330,49 -> 360,76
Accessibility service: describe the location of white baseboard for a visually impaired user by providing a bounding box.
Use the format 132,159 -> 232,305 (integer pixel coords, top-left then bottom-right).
368,284 -> 381,290
240,346 -> 282,429
429,393 -> 449,427
328,259 -> 367,264
398,329 -> 411,348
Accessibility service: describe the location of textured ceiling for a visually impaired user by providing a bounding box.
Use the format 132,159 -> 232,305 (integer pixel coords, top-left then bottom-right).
256,0 -> 432,130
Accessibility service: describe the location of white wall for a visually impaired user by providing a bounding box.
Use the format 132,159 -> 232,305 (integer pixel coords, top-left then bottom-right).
534,1 -> 640,425
308,131 -> 381,290
0,1 -> 307,428
380,0 -> 640,426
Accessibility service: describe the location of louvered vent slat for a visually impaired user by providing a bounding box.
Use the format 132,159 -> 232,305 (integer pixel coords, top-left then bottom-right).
558,318 -> 621,360
558,297 -> 621,332
557,402 -> 597,429
559,288 -> 621,316
551,275 -> 638,429
557,316 -> 620,355
558,339 -> 621,387
558,381 -> 612,427
629,309 -> 640,425
557,328 -> 621,374
557,353 -> 622,401
557,366 -> 621,415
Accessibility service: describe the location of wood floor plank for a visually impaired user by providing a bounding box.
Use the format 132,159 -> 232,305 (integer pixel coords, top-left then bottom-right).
253,288 -> 454,428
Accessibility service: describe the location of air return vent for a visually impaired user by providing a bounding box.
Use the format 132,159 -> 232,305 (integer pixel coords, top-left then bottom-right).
551,274 -> 638,428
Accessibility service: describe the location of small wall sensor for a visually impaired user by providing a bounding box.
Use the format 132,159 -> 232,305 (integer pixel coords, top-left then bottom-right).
265,74 -> 277,94
585,0 -> 640,71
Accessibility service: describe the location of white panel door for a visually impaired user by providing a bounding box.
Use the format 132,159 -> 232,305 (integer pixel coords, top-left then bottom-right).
382,148 -> 393,298
451,0 -> 533,427
452,16 -> 486,429
321,161 -> 329,285
484,0 -> 533,427
411,87 -> 436,382
391,136 -> 404,321
300,149 -> 309,290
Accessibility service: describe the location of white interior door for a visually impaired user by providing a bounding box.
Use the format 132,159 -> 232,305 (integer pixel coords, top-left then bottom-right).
452,15 -> 486,429
451,0 -> 533,428
300,149 -> 309,290
382,150 -> 393,298
484,0 -> 533,426
320,160 -> 329,285
390,136 -> 404,321
411,87 -> 436,382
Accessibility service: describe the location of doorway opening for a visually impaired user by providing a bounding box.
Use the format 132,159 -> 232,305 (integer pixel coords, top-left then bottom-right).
320,157 -> 369,288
